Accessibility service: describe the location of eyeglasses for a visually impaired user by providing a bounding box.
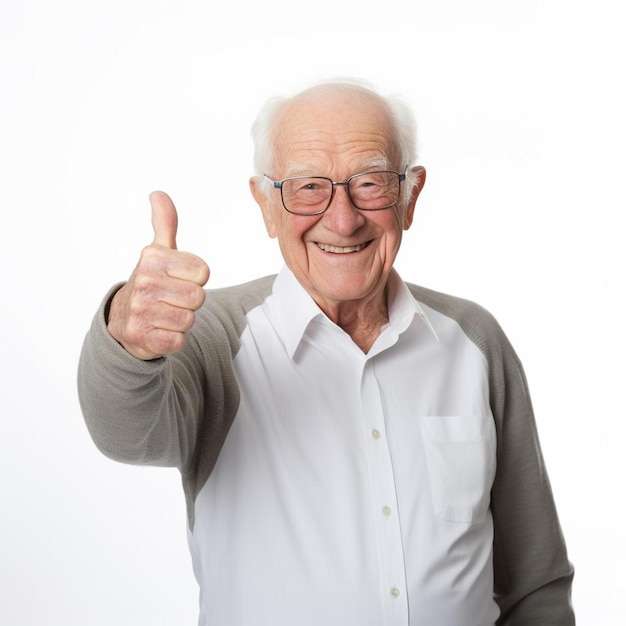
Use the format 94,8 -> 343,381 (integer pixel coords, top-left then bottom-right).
265,170 -> 406,216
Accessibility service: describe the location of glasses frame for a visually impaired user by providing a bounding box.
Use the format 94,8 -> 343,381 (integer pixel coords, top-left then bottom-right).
265,170 -> 407,216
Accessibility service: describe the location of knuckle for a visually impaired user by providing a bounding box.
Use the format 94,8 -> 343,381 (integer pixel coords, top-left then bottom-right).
191,285 -> 206,310
124,317 -> 149,345
127,293 -> 150,318
133,271 -> 153,290
139,243 -> 160,263
155,330 -> 185,355
180,308 -> 196,332
197,260 -> 210,285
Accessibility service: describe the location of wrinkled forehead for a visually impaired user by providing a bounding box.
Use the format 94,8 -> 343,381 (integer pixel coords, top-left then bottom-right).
272,90 -> 398,175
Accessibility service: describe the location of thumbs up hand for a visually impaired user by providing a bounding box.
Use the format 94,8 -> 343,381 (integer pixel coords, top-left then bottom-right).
107,191 -> 210,360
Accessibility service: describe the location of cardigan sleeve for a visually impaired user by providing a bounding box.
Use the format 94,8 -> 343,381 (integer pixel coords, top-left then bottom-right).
397,283 -> 575,623
77,278 -> 269,529
487,326 -> 575,625
77,284 -> 207,471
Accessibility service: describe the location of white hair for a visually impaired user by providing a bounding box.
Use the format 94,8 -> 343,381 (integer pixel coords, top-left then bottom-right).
250,78 -> 420,204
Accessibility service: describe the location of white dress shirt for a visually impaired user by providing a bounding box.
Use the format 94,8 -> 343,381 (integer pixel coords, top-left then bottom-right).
188,266 -> 500,625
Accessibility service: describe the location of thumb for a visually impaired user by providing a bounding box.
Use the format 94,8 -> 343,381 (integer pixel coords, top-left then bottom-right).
150,190 -> 178,250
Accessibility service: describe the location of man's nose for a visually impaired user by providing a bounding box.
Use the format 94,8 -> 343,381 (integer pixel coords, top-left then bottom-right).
322,184 -> 365,234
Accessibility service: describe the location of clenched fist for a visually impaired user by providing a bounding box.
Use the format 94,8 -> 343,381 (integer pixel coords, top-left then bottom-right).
107,191 -> 210,360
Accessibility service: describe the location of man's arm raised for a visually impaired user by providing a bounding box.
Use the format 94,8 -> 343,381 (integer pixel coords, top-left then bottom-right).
107,191 -> 210,360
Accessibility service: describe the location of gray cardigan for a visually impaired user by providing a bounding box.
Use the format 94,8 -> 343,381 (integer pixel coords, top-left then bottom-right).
78,275 -> 575,625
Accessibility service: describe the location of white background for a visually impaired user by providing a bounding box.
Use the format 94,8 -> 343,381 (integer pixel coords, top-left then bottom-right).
1,1 -> 624,624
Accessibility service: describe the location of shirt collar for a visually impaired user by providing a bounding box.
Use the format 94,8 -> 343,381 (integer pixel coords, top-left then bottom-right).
268,266 -> 326,359
384,269 -> 439,342
268,266 -> 439,360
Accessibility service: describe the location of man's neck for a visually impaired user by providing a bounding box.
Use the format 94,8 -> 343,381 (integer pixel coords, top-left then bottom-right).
313,290 -> 389,354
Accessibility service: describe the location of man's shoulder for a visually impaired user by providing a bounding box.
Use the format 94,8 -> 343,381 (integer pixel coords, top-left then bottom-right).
186,275 -> 277,353
196,275 -> 276,326
405,282 -> 508,354
205,275 -> 276,307
406,282 -> 493,320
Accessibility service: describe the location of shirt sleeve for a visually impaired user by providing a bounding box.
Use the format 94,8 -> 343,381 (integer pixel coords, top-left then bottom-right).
487,325 -> 575,625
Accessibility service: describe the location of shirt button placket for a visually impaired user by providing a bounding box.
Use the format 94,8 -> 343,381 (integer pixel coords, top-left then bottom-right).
361,360 -> 409,625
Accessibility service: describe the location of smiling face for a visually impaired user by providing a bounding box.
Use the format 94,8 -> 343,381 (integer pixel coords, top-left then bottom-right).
250,86 -> 425,323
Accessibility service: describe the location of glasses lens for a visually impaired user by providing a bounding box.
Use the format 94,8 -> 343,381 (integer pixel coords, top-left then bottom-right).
281,177 -> 332,215
349,171 -> 400,210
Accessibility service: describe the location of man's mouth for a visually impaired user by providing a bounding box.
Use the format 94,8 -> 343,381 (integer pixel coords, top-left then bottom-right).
315,241 -> 371,254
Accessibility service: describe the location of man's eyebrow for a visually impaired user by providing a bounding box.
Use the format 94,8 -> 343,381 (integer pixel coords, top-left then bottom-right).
361,158 -> 393,171
283,158 -> 393,178
283,164 -> 314,177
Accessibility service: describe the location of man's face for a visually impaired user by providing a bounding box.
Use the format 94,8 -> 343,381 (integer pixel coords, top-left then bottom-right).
251,91 -> 424,317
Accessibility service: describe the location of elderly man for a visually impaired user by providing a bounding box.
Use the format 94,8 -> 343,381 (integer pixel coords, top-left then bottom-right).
78,80 -> 574,625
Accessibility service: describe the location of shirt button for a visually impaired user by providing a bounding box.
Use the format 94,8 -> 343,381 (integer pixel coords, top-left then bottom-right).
371,429 -> 381,439
390,587 -> 400,598
382,506 -> 392,517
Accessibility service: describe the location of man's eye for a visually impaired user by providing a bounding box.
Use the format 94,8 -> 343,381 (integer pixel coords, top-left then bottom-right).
353,178 -> 380,190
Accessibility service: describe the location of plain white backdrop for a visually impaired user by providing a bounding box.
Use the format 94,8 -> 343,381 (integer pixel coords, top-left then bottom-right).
1,1 -> 624,624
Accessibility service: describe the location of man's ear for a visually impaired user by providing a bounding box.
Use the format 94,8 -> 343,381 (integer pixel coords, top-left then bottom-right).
249,176 -> 277,238
403,165 -> 426,230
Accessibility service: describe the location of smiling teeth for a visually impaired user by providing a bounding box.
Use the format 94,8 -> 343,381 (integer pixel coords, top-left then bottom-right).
317,243 -> 366,253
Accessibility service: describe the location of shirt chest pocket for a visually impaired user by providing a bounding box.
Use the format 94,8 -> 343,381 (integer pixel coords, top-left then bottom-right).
420,415 -> 496,524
